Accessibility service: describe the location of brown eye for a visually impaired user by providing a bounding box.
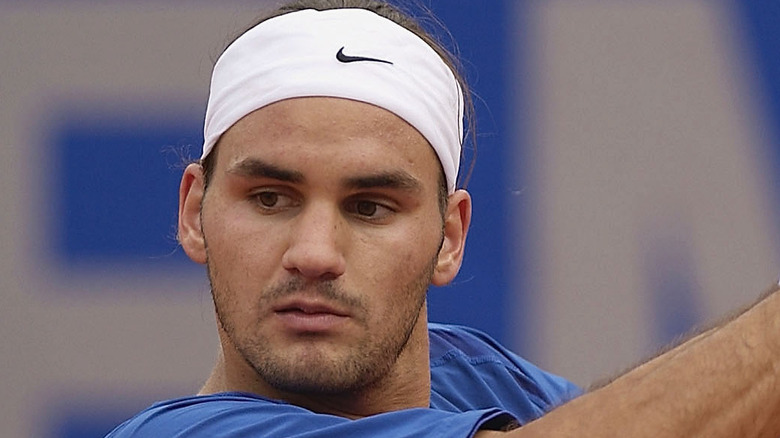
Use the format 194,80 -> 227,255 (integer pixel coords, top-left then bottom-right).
355,201 -> 378,217
256,192 -> 278,207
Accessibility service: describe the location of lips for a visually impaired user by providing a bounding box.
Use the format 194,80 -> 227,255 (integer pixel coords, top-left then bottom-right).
273,298 -> 350,332
274,299 -> 349,316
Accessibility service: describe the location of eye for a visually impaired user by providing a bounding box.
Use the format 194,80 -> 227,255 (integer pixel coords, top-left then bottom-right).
346,198 -> 395,221
256,191 -> 279,207
250,190 -> 296,211
355,200 -> 378,217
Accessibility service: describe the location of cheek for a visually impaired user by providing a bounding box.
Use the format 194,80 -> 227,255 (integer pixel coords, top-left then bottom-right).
355,217 -> 441,295
202,206 -> 285,287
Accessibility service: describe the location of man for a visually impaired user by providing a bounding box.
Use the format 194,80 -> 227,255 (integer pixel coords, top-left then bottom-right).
108,1 -> 780,437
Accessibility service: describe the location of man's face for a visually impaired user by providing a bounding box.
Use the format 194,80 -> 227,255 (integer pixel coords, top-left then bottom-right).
181,97 -> 466,397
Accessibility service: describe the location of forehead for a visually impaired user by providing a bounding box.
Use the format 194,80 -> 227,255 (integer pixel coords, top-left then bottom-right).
213,97 -> 443,181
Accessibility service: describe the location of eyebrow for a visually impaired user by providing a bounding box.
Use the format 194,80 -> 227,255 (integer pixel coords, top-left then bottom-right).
344,171 -> 423,192
226,157 -> 422,192
226,158 -> 305,183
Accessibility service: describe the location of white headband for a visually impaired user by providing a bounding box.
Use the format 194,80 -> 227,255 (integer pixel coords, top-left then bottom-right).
203,8 -> 464,193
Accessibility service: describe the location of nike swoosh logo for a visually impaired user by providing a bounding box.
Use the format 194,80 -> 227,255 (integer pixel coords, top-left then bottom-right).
336,47 -> 393,65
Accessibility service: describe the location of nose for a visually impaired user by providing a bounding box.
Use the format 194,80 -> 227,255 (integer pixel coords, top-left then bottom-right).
281,201 -> 347,280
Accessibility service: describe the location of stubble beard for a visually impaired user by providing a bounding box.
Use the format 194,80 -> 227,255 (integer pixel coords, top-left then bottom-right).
206,256 -> 434,397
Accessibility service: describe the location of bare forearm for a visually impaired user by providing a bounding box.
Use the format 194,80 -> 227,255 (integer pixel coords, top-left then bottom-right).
480,284 -> 780,438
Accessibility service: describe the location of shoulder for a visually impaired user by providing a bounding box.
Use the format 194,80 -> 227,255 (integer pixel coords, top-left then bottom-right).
105,391 -> 513,438
105,393 -> 310,437
429,322 -> 517,359
428,323 -> 582,425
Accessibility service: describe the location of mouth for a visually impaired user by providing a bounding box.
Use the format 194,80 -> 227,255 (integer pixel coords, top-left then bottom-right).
273,299 -> 351,332
275,301 -> 349,316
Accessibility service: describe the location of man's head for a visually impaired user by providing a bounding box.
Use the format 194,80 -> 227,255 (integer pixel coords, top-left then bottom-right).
177,0 -> 473,414
201,0 -> 477,198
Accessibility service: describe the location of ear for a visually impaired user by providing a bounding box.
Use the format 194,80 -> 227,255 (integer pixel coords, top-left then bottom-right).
432,189 -> 472,286
178,163 -> 207,264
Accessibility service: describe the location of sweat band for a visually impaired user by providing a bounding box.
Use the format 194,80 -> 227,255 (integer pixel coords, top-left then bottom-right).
202,8 -> 464,193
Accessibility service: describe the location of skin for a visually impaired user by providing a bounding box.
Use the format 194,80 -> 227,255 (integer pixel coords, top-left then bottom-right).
178,96 -> 472,418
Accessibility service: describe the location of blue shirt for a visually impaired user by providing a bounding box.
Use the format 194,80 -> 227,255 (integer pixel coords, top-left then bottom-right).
107,323 -> 580,437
